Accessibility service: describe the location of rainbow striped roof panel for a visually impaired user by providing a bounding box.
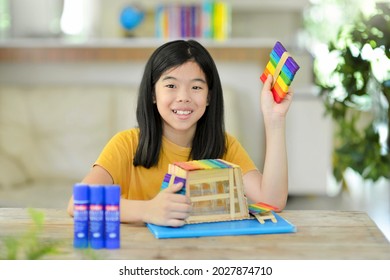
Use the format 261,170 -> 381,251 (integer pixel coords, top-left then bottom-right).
260,41 -> 300,103
173,159 -> 232,171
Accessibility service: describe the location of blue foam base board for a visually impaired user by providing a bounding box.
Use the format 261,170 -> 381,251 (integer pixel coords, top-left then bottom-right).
146,212 -> 296,239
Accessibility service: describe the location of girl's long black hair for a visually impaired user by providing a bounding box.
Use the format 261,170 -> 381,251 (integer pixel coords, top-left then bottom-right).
133,40 -> 226,168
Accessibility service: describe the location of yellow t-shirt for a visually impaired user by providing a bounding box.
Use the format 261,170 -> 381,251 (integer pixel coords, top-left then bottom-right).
95,128 -> 257,200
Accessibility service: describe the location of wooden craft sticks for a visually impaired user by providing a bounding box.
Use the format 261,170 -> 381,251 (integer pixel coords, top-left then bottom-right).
161,159 -> 249,224
160,159 -> 281,225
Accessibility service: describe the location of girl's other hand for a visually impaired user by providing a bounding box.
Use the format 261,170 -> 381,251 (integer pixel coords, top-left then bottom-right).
144,182 -> 192,227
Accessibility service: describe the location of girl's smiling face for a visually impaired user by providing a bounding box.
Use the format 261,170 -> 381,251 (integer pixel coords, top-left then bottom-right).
154,61 -> 209,146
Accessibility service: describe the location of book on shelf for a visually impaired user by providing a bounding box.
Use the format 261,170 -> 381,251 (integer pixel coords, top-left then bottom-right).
155,1 -> 231,40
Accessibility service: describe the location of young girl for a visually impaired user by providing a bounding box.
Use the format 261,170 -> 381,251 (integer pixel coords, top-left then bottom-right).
67,39 -> 293,227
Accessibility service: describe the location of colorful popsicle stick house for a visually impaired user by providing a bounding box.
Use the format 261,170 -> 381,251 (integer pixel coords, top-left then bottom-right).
260,41 -> 300,103
161,159 -> 250,224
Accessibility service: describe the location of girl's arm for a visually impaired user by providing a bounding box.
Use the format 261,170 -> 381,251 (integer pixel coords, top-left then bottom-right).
67,165 -> 191,227
243,74 -> 292,210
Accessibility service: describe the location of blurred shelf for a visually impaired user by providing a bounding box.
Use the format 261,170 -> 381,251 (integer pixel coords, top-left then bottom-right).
137,0 -> 309,12
0,38 -> 276,63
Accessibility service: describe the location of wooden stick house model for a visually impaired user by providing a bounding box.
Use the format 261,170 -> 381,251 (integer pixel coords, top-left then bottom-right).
161,159 -> 250,224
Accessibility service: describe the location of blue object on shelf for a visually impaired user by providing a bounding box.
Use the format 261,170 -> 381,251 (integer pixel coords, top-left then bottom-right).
147,212 -> 296,239
119,6 -> 145,31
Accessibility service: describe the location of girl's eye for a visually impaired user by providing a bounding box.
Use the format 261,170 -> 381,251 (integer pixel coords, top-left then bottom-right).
192,86 -> 202,90
165,84 -> 175,89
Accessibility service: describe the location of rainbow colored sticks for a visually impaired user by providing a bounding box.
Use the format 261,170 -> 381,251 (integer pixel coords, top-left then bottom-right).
248,202 -> 279,224
160,173 -> 186,195
248,202 -> 280,214
260,41 -> 300,103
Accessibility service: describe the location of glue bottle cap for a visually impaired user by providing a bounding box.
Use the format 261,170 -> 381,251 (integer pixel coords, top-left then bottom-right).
104,185 -> 120,205
73,183 -> 89,204
89,185 -> 104,204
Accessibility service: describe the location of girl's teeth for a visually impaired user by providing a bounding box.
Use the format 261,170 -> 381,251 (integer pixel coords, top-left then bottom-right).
174,110 -> 191,115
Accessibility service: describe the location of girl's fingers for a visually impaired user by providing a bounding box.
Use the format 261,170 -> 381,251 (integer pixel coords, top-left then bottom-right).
166,199 -> 192,214
167,219 -> 186,228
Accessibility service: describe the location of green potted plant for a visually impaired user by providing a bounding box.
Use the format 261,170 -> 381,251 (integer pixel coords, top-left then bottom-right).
305,1 -> 389,187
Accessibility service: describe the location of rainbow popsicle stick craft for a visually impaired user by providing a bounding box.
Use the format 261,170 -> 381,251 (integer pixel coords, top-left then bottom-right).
148,162 -> 298,238
260,41 -> 300,103
160,159 -> 249,224
160,160 -> 287,225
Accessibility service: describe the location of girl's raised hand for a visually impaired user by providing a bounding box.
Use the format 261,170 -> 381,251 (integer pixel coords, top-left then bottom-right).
144,182 -> 192,227
260,74 -> 293,124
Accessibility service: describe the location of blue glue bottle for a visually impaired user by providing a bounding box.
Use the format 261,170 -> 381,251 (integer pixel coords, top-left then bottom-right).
73,183 -> 90,249
104,185 -> 121,249
89,185 -> 105,249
